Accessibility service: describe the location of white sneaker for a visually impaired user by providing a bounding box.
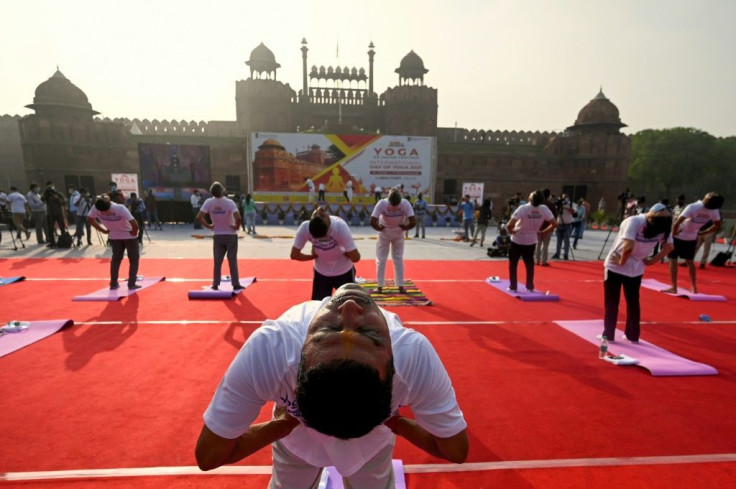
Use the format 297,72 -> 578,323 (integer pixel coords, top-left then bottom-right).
596,334 -> 615,342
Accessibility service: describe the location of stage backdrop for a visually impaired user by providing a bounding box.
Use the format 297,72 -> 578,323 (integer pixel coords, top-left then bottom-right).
138,143 -> 212,200
248,133 -> 436,203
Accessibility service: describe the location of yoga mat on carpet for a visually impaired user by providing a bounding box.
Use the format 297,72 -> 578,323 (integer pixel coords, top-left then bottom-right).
555,319 -> 718,376
358,279 -> 432,306
318,460 -> 406,489
188,276 -> 257,299
485,277 -> 560,302
0,276 -> 25,287
72,276 -> 166,302
641,278 -> 727,302
0,319 -> 73,358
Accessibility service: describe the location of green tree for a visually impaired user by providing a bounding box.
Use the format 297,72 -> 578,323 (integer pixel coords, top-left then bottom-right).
629,128 -> 717,200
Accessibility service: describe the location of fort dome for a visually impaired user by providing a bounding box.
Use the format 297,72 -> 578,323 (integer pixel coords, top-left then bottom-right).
26,69 -> 99,117
259,138 -> 285,150
571,89 -> 626,129
246,42 -> 281,73
395,50 -> 428,79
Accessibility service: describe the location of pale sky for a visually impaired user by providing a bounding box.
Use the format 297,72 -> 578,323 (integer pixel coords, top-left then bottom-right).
2,0 -> 734,137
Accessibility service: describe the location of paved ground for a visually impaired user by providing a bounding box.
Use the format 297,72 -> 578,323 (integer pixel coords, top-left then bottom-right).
0,221 -> 690,262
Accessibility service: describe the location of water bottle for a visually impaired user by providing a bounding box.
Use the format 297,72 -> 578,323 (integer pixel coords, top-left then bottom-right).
598,335 -> 609,359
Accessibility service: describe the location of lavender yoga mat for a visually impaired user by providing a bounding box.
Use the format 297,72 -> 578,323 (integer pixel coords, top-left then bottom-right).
641,278 -> 727,302
555,319 -> 718,376
188,276 -> 257,300
485,277 -> 560,302
0,276 -> 25,287
72,276 -> 166,302
319,460 -> 405,489
0,320 -> 73,358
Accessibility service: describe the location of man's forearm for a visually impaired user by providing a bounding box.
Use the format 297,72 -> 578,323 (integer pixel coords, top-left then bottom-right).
386,416 -> 466,463
225,417 -> 297,465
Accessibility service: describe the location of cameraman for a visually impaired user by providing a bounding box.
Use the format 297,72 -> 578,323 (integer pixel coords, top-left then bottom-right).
126,192 -> 147,245
551,193 -> 575,260
74,188 -> 94,246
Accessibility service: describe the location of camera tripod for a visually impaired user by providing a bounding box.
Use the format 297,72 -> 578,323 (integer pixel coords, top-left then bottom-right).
597,196 -> 628,260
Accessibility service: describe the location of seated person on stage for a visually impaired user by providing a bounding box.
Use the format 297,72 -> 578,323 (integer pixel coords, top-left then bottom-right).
195,283 -> 468,488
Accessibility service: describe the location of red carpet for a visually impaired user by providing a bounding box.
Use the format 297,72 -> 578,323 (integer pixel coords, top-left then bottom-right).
1,257 -> 735,487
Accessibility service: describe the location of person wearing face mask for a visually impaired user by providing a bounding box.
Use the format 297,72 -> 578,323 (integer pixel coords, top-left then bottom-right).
601,203 -> 673,343
663,192 -> 724,294
370,188 -> 416,294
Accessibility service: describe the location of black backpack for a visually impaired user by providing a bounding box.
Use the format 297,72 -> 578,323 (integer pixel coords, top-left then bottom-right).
57,231 -> 73,249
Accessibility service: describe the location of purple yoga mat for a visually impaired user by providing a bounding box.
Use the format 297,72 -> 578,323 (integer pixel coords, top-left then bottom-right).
72,276 -> 166,302
0,276 -> 25,287
0,319 -> 73,358
555,319 -> 718,376
485,277 -> 559,302
321,460 -> 405,489
187,276 -> 257,300
641,278 -> 727,302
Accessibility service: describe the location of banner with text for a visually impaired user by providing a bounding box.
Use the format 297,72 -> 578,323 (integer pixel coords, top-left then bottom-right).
249,133 -> 435,203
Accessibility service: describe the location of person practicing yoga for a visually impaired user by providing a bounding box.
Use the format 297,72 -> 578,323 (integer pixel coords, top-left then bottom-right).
195,283 -> 468,488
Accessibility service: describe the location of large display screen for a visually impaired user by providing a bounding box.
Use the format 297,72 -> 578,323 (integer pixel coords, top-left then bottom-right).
249,133 -> 435,203
138,143 -> 212,200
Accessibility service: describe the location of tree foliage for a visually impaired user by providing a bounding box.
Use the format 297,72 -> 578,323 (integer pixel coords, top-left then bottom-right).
629,128 -> 735,207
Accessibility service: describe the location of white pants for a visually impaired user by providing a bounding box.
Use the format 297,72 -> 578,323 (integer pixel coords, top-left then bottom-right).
376,228 -> 405,287
269,438 -> 395,489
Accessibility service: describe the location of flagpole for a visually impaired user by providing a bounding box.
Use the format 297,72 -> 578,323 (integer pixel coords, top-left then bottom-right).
337,38 -> 342,125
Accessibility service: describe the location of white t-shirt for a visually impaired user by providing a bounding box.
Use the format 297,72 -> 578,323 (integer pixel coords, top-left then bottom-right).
203,299 -> 466,476
371,199 -> 414,229
7,192 -> 27,214
191,193 -> 202,209
605,215 -> 673,277
88,203 -> 135,240
306,179 -> 315,191
200,197 -> 239,235
675,201 -> 721,242
293,216 -> 357,276
509,203 -> 554,246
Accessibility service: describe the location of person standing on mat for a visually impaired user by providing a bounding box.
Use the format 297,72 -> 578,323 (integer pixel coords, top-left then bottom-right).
87,196 -> 140,290
291,206 -> 360,300
602,203 -> 673,343
197,182 -> 244,292
195,283 -> 468,487
506,190 -> 556,292
662,192 -> 723,294
371,187 -> 415,294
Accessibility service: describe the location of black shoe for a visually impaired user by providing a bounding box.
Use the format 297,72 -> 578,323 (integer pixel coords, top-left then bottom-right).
211,285 -> 219,290
128,284 -> 142,290
87,241 -> 92,245
551,255 -> 560,259
233,285 -> 245,292
110,283 -> 120,290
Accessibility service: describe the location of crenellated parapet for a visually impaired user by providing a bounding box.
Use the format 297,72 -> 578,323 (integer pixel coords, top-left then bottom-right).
436,127 -> 558,146
109,118 -> 244,138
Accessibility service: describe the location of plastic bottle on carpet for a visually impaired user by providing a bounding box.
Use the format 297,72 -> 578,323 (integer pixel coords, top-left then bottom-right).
598,335 -> 608,359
